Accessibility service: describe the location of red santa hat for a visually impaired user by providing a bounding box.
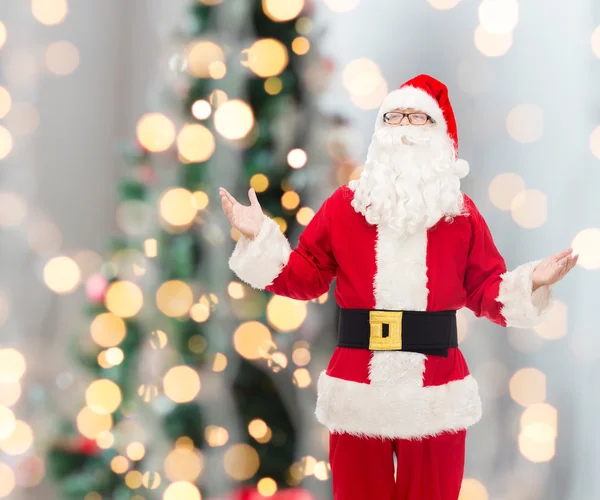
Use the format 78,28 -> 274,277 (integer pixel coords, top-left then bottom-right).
374,74 -> 469,178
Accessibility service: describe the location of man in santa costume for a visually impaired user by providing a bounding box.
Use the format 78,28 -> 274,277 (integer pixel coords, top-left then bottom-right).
219,75 -> 577,500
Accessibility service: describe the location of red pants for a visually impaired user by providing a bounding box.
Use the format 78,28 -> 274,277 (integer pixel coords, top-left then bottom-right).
329,430 -> 466,500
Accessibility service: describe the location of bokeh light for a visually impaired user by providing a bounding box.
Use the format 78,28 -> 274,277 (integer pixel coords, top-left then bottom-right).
292,36 -> 310,55
125,470 -> 143,489
590,126 -> 600,160
0,349 -> 26,383
506,104 -> 544,143
265,77 -> 283,95
142,471 -> 162,489
343,58 -> 384,100
263,0 -> 304,21
136,113 -> 176,153
163,366 -> 201,403
324,0 -> 359,12
85,379 -> 122,415
293,368 -> 311,388
188,41 -> 224,78
258,477 -> 278,496
5,102 -> 40,136
206,426 -> 229,447
138,384 -> 159,403
248,419 -> 269,440
159,188 -> 197,227
0,127 -> 14,160
244,39 -> 289,78
90,312 -> 127,348
0,382 -> 21,407
150,329 -> 168,349
209,89 -> 228,108
32,0 -> 68,25
105,281 -> 144,318
0,192 -> 25,226
14,455 -> 45,488
458,478 -> 488,500
521,403 -> 558,438
43,256 -> 81,294
296,207 -> 315,225
0,420 -> 34,455
0,87 -> 11,119
177,124 -> 215,162
282,191 -> 301,210
427,0 -> 461,9
111,456 -> 129,474
164,447 -> 203,482
0,22 -> 6,50
224,444 -> 260,480
474,25 -> 513,57
509,368 -> 546,407
190,303 -> 210,323
296,17 -> 312,34
0,407 -> 16,440
163,481 -> 201,500
208,61 -> 226,79
0,462 -> 15,498
250,174 -> 269,193
234,321 -> 273,360
287,148 -> 308,168
96,431 -> 114,449
77,407 -> 113,439
478,0 -> 519,34
213,353 -> 227,372
510,189 -> 547,228
267,295 -> 307,332
518,424 -> 556,462
533,300 -> 568,340
592,26 -> 600,58
488,173 -> 526,211
191,100 -> 212,120
156,280 -> 194,317
45,41 -> 79,75
572,228 -> 600,269
292,347 -> 311,366
214,99 -> 255,140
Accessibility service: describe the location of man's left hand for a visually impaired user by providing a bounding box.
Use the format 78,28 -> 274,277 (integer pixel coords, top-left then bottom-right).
532,248 -> 578,292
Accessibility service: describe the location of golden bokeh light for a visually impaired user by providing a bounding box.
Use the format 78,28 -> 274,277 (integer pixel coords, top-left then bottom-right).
287,148 -> 307,169
0,191 -> 25,225
192,191 -> 209,211
292,36 -> 310,55
0,22 -> 6,50
125,470 -> 143,489
137,384 -> 159,403
77,407 -> 113,439
209,89 -> 228,108
250,173 -> 270,193
267,295 -> 307,332
190,303 -> 210,323
244,39 -> 289,78
142,471 -> 162,489
572,228 -> 600,269
90,313 -> 127,348
228,282 -> 245,299
208,61 -> 227,79
213,353 -> 228,372
126,442 -> 146,461
533,300 -> 567,340
506,104 -> 544,143
0,420 -> 34,455
214,99 -> 255,140
32,0 -> 68,25
510,189 -> 547,228
234,321 -> 273,360
192,99 -> 212,120
159,188 -> 197,228
5,101 -> 40,136
296,207 -> 315,225
292,347 -> 311,366
156,280 -> 194,318
206,426 -> 229,447
478,0 -> 519,35
0,407 -> 16,440
351,78 -> 388,110
282,191 -> 300,210
265,77 -> 283,95
0,462 -> 15,498
592,26 -> 600,58
163,481 -> 201,500
188,335 -> 207,354
590,125 -> 600,160
164,447 -> 203,482
177,124 -> 215,162
45,41 -> 79,75
293,368 -> 311,388
474,25 -> 513,57
521,403 -> 558,438
150,329 -> 168,349
248,419 -> 269,440
105,281 -> 144,318
111,456 -> 129,474
188,40 -> 224,78
96,431 -> 114,449
324,0 -> 359,12
274,217 -> 287,233
0,349 -> 26,383
86,379 -> 122,415
163,366 -> 201,403
343,58 -> 383,98
488,172 -> 525,211
258,477 -> 278,496
427,0 -> 461,9
268,352 -> 288,373
263,0 -> 304,22
314,461 -> 329,481
136,113 -> 176,153
0,382 -> 21,407
224,444 -> 260,480
296,16 -> 312,34
43,256 -> 81,294
509,368 -> 546,407
458,478 -> 488,500
0,87 -> 11,119
518,424 -> 556,462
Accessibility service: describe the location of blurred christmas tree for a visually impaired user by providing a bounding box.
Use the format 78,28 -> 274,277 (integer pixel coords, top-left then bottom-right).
46,1 -> 337,499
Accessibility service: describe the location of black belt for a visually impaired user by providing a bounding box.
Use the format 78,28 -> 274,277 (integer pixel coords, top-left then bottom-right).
337,308 -> 457,357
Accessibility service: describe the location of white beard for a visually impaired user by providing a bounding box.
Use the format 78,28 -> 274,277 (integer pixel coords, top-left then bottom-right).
350,125 -> 466,237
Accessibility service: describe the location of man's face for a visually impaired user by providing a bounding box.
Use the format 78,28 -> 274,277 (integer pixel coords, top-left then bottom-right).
382,108 -> 435,127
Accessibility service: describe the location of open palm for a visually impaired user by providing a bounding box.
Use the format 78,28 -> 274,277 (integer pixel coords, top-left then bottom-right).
219,187 -> 264,239
532,248 -> 578,290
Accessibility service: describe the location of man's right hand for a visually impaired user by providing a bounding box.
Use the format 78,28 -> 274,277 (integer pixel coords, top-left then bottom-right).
219,187 -> 264,239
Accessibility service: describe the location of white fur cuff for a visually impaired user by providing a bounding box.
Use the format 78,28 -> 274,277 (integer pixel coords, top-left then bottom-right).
497,260 -> 553,328
315,372 -> 482,440
229,216 -> 292,289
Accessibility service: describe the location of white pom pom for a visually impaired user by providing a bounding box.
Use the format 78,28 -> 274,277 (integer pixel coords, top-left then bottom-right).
455,158 -> 470,179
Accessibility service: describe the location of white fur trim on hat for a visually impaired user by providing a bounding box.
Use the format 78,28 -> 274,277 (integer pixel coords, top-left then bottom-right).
375,86 -> 447,132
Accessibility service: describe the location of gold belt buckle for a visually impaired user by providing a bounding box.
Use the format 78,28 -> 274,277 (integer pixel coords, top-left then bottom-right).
369,311 -> 403,350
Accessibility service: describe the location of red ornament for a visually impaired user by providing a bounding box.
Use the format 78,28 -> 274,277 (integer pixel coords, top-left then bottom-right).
85,273 -> 108,304
76,436 -> 101,456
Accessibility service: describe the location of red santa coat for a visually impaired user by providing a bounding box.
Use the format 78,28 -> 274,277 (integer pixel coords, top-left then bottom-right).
229,185 -> 552,440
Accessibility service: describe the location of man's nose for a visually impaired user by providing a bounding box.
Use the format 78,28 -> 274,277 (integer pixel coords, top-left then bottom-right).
400,116 -> 410,126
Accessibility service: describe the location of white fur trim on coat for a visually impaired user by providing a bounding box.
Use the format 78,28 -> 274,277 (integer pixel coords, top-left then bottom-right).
375,86 -> 447,132
497,260 -> 553,328
229,216 -> 291,289
315,371 -> 482,439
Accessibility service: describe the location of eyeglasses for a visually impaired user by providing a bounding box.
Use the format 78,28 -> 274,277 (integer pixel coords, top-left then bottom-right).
383,112 -> 435,126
